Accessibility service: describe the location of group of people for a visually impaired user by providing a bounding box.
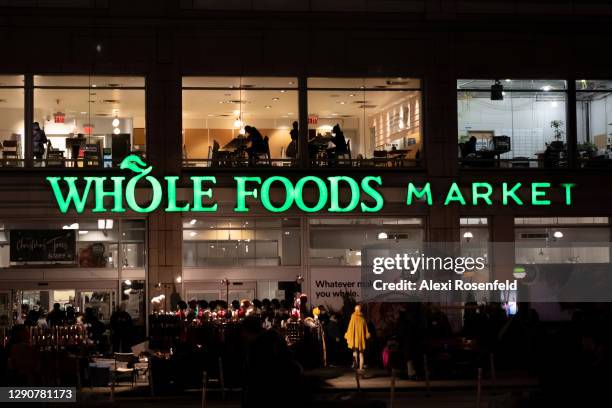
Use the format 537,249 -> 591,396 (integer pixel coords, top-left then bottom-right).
241,121 -> 349,166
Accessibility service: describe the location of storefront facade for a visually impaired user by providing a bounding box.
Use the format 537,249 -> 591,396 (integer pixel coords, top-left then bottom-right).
1,2 -> 612,332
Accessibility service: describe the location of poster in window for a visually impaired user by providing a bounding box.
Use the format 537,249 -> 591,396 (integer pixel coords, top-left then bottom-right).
10,230 -> 76,263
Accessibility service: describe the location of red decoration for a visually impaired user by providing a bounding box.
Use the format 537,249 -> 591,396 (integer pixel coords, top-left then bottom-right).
54,112 -> 66,123
83,123 -> 94,134
308,115 -> 318,125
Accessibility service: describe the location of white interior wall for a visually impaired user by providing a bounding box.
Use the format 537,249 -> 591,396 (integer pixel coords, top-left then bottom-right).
458,97 -> 567,159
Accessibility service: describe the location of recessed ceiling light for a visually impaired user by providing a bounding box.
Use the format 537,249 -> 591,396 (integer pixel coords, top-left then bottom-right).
272,97 -> 280,101
265,105 -> 272,109
288,81 -> 295,85
349,94 -> 356,97
339,101 -> 347,105
280,90 -> 286,93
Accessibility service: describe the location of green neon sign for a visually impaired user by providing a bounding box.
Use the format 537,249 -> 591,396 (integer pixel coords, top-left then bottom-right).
46,155 -> 575,214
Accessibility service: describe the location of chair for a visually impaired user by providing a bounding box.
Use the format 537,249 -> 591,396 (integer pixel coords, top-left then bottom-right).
372,150 -> 389,167
2,139 -> 19,166
337,139 -> 351,166
211,140 -> 221,167
113,352 -> 138,388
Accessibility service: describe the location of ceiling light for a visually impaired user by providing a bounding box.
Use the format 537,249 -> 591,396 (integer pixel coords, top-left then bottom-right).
98,219 -> 113,230
377,232 -> 388,240
272,97 -> 280,101
189,219 -> 197,225
112,118 -> 120,127
280,90 -> 286,93
349,93 -> 356,97
339,101 -> 346,105
505,79 -> 512,83
124,279 -> 132,286
541,85 -> 552,91
463,231 -> 474,241
63,223 -> 79,230
176,276 -> 182,283
553,231 -> 564,239
189,231 -> 197,237
78,230 -> 89,235
113,127 -> 120,135
491,79 -> 504,101
265,105 -> 271,109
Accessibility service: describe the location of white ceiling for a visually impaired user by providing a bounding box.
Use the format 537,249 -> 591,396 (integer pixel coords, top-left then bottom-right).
182,89 -> 420,120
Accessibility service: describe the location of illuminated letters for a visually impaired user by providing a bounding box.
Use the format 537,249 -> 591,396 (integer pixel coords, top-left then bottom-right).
46,156 -> 575,214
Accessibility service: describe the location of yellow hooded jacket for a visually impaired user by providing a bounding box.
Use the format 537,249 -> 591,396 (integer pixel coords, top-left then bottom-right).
344,311 -> 370,351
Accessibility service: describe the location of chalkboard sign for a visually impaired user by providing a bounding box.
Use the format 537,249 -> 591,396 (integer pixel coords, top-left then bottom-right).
10,230 -> 76,263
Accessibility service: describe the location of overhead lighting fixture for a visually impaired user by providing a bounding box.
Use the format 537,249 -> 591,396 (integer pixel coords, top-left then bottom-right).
98,219 -> 113,230
272,97 -> 280,101
113,127 -> 121,135
112,117 -> 120,127
553,231 -> 564,239
189,231 -> 197,237
63,223 -> 79,230
541,85 -> 552,92
265,105 -> 271,109
491,79 -> 504,101
463,231 -> 474,242
280,90 -> 286,93
505,79 -> 512,83
377,232 -> 388,240
176,276 -> 182,283
78,230 -> 89,235
124,279 -> 132,286
189,219 -> 197,225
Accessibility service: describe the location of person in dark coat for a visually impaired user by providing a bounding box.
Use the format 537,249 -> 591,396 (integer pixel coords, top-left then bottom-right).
46,303 -> 65,327
245,125 -> 266,165
327,124 -> 348,165
110,304 -> 133,352
32,122 -> 47,161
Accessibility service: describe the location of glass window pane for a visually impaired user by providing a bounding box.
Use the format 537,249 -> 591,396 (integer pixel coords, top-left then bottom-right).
308,77 -> 422,168
0,83 -> 25,167
458,79 -> 567,168
576,79 -> 612,166
182,77 -> 298,167
34,76 -> 145,168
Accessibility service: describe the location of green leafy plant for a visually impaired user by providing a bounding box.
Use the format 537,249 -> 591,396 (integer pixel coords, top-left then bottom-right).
550,120 -> 565,141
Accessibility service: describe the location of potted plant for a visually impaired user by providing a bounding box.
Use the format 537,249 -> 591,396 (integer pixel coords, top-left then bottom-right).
577,141 -> 597,158
549,120 -> 565,149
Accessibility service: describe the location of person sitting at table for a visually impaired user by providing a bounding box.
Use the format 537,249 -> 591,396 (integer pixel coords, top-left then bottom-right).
462,136 -> 477,158
326,124 -> 348,165
244,125 -> 265,165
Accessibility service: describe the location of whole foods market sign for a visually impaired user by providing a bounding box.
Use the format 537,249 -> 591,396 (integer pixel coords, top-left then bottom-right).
46,155 -> 575,214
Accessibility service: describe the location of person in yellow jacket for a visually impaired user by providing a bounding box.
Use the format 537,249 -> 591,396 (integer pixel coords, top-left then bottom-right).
344,304 -> 370,371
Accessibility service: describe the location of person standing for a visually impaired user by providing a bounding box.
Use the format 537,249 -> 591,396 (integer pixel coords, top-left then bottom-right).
110,304 -> 133,352
344,304 -> 370,371
32,122 -> 47,164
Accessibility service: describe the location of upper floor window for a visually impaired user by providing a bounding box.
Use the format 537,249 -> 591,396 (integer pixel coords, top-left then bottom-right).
182,77 -> 298,167
33,75 -> 145,168
307,78 -> 422,167
0,75 -> 25,168
576,80 -> 612,167
457,79 -> 567,168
